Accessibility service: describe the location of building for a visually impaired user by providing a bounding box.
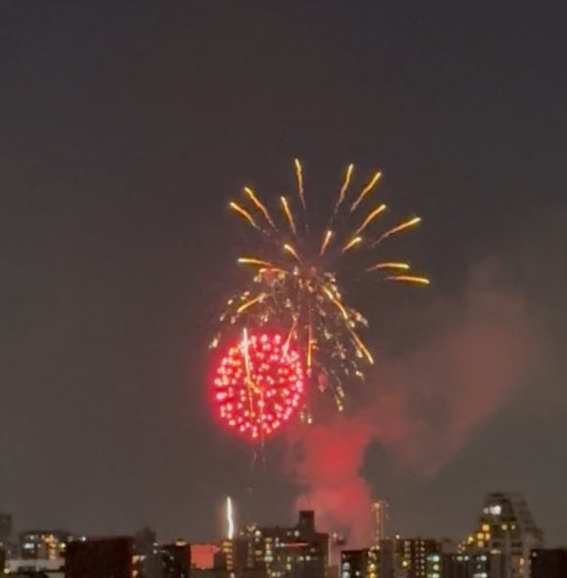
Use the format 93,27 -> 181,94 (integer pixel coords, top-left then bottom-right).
465,491 -> 543,578
5,556 -> 65,576
530,548 -> 567,578
376,539 -> 395,578
341,549 -> 368,578
192,544 -> 219,569
371,502 -> 388,547
20,530 -> 71,561
441,552 -> 506,578
0,514 -> 12,549
393,538 -> 440,578
161,541 -> 192,578
239,510 -> 329,578
65,536 -> 135,578
220,536 -> 250,574
340,548 -> 380,578
135,526 -> 163,578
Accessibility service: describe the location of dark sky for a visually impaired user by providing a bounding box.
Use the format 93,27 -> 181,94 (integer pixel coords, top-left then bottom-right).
1,1 -> 566,546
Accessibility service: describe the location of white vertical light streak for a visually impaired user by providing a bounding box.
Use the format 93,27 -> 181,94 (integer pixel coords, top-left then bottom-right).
226,496 -> 234,540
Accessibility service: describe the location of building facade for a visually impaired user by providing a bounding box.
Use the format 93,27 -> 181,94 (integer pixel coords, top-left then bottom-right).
465,492 -> 543,578
19,530 -> 71,561
530,548 -> 567,578
66,537 -> 135,578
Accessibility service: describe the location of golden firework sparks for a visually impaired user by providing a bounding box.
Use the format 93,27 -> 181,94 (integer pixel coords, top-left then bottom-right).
280,196 -> 297,234
350,171 -> 382,212
218,160 -> 429,415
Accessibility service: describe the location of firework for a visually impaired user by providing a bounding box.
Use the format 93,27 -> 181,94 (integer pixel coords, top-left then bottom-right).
212,160 -> 428,415
226,496 -> 234,539
211,330 -> 306,442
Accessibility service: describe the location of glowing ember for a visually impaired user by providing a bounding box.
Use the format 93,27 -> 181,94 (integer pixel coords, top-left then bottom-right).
211,330 -> 305,441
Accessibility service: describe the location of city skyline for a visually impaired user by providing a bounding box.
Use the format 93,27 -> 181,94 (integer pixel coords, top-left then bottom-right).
0,489 -> 558,549
1,496 -> 560,578
1,0 -> 566,548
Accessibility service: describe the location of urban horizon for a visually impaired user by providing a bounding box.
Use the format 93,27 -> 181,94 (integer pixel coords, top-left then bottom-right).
1,490 -> 565,577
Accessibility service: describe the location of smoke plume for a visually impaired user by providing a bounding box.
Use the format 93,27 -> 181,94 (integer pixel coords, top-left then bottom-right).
285,258 -> 540,546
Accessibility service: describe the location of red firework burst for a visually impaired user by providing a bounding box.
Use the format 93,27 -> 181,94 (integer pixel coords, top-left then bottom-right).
211,330 -> 305,441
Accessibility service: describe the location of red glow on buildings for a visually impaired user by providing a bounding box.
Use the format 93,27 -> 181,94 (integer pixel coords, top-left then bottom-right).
190,543 -> 218,569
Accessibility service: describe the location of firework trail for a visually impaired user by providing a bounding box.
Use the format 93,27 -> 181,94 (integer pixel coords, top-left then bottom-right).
226,496 -> 234,539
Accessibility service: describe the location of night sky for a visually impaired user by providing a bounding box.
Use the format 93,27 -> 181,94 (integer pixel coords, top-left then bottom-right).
1,1 -> 567,546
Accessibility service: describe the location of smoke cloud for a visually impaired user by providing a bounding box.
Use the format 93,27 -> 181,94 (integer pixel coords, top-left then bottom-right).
285,258 -> 540,547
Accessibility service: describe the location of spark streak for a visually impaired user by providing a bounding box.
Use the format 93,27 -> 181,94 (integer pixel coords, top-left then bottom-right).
341,236 -> 363,253
294,158 -> 306,210
280,196 -> 297,234
229,202 -> 259,230
366,261 -> 410,272
238,257 -> 275,268
375,216 -> 421,244
241,327 -> 256,419
348,327 -> 374,364
320,229 -> 333,256
322,286 -> 349,320
237,294 -> 264,314
334,163 -> 354,214
353,204 -> 387,237
350,171 -> 382,212
244,187 -> 277,230
385,275 -> 430,285
283,243 -> 301,262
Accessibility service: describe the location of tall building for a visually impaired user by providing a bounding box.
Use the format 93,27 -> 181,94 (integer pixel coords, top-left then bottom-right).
465,491 -> 543,578
135,526 -> 162,578
371,502 -> 388,546
19,530 -> 71,561
530,548 -> 567,578
220,536 -> 250,574
297,511 -> 315,537
66,537 -> 136,578
377,539 -> 395,578
0,514 -> 12,549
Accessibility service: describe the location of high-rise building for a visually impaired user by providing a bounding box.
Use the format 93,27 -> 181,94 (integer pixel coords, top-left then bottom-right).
220,536 -> 250,574
19,530 -> 72,561
66,537 -> 136,578
530,548 -> 567,578
377,539 -> 395,578
465,491 -> 543,578
371,502 -> 388,546
135,526 -> 162,578
0,514 -> 12,549
297,511 -> 315,537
